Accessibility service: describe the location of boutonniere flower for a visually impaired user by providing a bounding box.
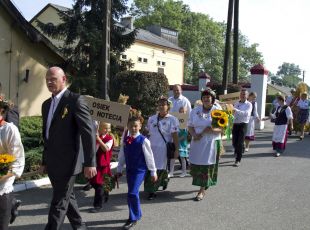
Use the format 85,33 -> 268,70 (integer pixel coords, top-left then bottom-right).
62,106 -> 69,119
125,136 -> 134,145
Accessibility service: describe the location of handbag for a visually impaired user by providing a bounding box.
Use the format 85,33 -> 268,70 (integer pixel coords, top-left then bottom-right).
157,115 -> 176,160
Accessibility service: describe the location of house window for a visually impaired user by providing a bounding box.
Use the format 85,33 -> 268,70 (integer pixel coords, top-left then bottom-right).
121,54 -> 127,60
157,61 -> 161,66
161,61 -> 166,67
158,68 -> 164,74
138,57 -> 142,62
143,58 -> 148,63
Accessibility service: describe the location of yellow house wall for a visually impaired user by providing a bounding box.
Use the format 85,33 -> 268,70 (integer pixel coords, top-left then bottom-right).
123,41 -> 184,85
31,6 -> 64,48
0,7 -> 63,117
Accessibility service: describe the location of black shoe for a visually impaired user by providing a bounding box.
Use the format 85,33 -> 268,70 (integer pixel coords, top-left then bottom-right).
123,219 -> 137,230
83,183 -> 92,191
162,184 -> 167,191
10,199 -> 21,224
89,207 -> 102,213
103,191 -> 109,203
147,193 -> 156,200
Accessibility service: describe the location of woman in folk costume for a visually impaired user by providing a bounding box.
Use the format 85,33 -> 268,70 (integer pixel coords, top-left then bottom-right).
117,109 -> 157,230
270,95 -> 293,157
244,92 -> 260,152
144,97 -> 179,200
0,99 -> 24,230
188,89 -> 223,201
89,122 -> 114,212
296,92 -> 309,140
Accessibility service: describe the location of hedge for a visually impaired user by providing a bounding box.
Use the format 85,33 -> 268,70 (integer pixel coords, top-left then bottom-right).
19,116 -> 43,179
110,71 -> 169,118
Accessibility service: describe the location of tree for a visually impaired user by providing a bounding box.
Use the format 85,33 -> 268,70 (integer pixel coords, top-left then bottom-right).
110,71 -> 169,118
276,62 -> 302,88
37,0 -> 136,96
130,0 -> 264,84
277,62 -> 301,77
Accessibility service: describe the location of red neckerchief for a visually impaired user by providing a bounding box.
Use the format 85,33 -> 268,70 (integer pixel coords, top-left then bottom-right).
125,135 -> 134,145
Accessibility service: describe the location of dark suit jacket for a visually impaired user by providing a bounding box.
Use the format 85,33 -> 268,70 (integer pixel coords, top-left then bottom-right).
42,89 -> 96,179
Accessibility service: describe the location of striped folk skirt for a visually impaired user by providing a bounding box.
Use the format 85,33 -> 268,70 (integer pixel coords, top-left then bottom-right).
144,170 -> 169,193
190,140 -> 221,189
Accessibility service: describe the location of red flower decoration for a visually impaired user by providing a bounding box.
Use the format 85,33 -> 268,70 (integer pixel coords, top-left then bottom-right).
126,136 -> 134,145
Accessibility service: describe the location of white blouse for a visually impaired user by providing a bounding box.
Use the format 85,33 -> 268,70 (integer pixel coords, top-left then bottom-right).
297,99 -> 309,110
0,123 -> 25,195
146,113 -> 179,169
188,105 -> 221,165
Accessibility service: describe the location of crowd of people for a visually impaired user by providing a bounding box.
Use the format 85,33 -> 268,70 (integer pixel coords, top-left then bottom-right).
0,66 -> 310,230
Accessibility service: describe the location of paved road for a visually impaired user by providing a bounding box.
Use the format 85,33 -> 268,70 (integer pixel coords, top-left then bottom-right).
10,121 -> 310,230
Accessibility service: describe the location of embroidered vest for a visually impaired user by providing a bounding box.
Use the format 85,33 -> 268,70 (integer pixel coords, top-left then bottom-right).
96,134 -> 113,167
123,135 -> 147,172
275,106 -> 288,125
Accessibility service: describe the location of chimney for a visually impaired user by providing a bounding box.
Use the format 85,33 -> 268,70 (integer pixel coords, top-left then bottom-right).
120,16 -> 134,30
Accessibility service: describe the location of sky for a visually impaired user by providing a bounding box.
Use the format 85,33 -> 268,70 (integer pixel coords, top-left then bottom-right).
11,0 -> 310,85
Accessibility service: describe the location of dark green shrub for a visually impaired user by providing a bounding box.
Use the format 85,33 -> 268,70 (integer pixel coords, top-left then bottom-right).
266,95 -> 276,103
265,103 -> 272,116
110,71 -> 169,118
19,116 -> 44,179
20,116 -> 43,151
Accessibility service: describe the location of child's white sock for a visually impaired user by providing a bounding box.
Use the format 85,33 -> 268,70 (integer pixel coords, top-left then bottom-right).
169,159 -> 175,175
181,157 -> 187,174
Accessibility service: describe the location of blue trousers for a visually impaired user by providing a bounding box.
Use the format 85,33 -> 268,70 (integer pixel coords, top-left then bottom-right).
126,170 -> 146,221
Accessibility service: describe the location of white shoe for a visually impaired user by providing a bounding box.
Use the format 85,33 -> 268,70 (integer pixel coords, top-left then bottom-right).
234,161 -> 241,167
168,173 -> 174,178
275,153 -> 280,157
179,172 -> 187,178
245,148 -> 249,152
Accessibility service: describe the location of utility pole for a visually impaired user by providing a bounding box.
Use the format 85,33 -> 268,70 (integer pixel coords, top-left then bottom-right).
222,0 -> 234,94
232,0 -> 239,84
99,0 -> 111,100
302,70 -> 305,82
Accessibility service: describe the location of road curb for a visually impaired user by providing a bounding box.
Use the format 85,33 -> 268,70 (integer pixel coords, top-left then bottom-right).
13,162 -> 119,192
14,177 -> 51,192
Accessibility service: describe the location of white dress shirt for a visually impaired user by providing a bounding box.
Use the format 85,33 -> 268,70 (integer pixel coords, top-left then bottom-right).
297,99 -> 309,109
233,100 -> 252,124
169,95 -> 192,113
46,87 -> 67,139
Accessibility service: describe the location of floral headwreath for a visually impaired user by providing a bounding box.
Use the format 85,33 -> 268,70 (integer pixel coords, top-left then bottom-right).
128,108 -> 144,123
0,95 -> 12,110
157,95 -> 172,107
201,88 -> 216,98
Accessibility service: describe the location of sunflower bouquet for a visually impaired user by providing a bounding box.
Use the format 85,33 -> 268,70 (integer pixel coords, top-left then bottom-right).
211,109 -> 234,139
0,153 -> 15,178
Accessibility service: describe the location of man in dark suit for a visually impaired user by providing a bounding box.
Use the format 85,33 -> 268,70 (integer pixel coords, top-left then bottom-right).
41,67 -> 97,230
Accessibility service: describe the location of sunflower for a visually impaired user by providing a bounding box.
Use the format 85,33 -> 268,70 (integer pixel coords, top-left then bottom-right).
211,110 -> 224,118
217,116 -> 228,127
0,154 -> 15,164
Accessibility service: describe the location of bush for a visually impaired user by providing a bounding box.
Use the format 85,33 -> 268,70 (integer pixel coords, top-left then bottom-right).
266,95 -> 276,103
110,71 -> 169,118
20,116 -> 43,151
265,103 -> 272,116
19,116 -> 44,179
